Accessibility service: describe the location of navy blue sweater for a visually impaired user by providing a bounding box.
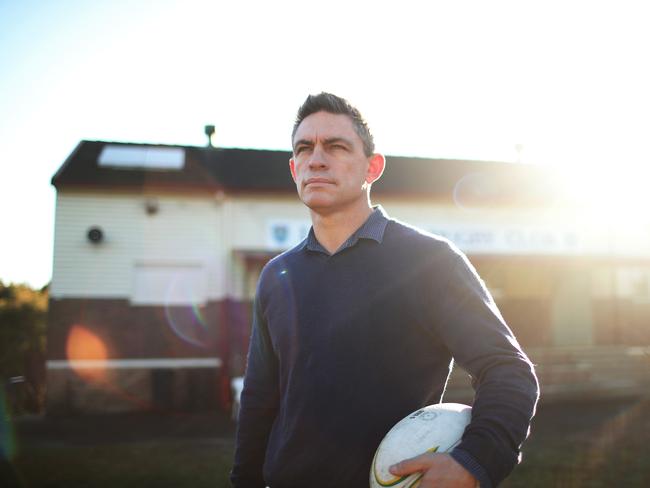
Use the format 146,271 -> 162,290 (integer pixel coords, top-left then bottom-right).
232,208 -> 539,487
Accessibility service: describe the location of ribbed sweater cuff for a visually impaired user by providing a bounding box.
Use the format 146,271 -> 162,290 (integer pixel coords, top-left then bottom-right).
450,448 -> 492,488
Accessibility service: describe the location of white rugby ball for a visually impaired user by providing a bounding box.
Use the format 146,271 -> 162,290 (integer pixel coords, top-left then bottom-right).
370,403 -> 471,488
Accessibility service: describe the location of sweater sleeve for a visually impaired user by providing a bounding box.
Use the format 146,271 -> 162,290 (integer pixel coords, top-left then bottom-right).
230,296 -> 280,488
429,244 -> 540,487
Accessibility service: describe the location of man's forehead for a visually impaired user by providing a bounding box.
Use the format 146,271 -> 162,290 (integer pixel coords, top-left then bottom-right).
293,111 -> 358,143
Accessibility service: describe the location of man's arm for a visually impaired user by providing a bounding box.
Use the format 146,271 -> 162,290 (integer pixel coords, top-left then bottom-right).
407,244 -> 540,487
230,297 -> 279,488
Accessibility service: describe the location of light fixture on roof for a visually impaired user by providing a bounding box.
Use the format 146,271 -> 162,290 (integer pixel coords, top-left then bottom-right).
205,125 -> 216,148
515,144 -> 524,164
214,190 -> 226,203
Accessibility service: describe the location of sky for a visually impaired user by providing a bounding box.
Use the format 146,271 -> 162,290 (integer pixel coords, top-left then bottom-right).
1,0 -> 649,288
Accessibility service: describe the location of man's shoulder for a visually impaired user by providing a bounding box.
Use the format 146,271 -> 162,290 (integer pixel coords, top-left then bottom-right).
257,239 -> 307,287
385,218 -> 460,255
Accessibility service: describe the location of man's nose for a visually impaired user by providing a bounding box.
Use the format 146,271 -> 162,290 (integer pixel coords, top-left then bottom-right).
308,146 -> 328,169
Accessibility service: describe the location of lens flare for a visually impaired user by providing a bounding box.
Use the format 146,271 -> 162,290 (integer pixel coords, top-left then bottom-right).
64,327 -> 153,410
164,276 -> 210,348
164,303 -> 210,347
452,172 -> 502,210
66,325 -> 109,381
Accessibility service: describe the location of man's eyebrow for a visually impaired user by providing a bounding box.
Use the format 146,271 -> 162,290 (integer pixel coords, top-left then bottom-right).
322,137 -> 353,146
293,138 -> 314,149
292,136 -> 354,151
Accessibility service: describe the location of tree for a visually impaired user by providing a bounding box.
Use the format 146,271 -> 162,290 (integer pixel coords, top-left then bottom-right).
0,280 -> 48,414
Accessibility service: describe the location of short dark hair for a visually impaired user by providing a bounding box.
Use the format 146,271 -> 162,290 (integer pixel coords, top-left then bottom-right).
292,92 -> 375,157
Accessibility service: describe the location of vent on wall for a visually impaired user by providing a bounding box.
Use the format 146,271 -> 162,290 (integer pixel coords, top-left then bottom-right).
98,145 -> 185,170
87,226 -> 104,244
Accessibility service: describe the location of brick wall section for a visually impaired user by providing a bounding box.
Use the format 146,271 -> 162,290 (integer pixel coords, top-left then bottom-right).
47,298 -> 226,360
46,297 -> 236,414
46,367 -> 220,414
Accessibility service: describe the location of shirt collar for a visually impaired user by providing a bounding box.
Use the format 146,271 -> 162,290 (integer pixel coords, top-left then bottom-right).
303,205 -> 390,255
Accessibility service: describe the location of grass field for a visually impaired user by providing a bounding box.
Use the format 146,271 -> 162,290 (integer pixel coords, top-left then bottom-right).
502,397 -> 650,487
3,397 -> 650,487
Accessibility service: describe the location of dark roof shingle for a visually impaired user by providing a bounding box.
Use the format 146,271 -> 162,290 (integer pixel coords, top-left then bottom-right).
52,140 -> 558,206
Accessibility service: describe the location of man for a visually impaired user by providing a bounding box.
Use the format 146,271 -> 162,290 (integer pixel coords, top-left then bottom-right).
231,93 -> 539,488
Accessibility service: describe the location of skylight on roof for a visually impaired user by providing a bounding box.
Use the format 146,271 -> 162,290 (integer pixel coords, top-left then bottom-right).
98,145 -> 185,170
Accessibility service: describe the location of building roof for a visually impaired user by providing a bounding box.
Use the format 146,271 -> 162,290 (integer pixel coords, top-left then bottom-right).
52,140 -> 558,206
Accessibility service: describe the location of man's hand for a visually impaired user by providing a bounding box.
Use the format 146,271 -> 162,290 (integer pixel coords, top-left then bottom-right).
389,452 -> 478,487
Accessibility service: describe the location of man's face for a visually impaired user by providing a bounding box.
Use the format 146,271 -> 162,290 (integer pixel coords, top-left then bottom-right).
290,111 -> 379,215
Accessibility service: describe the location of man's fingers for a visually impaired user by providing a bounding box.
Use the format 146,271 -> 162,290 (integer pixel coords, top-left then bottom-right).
389,453 -> 434,476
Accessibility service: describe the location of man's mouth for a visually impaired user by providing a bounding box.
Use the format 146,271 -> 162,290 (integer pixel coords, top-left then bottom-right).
304,177 -> 335,187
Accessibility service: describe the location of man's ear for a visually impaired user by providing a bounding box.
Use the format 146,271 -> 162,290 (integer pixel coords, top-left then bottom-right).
289,158 -> 297,183
366,153 -> 386,184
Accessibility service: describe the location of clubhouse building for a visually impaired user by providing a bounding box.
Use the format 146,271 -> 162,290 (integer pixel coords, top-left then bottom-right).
47,140 -> 650,413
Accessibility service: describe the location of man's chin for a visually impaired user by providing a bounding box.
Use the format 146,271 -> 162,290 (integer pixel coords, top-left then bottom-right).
300,196 -> 340,214
299,190 -> 330,206
304,200 -> 334,212
300,193 -> 369,215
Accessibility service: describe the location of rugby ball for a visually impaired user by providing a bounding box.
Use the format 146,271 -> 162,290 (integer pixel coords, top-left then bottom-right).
370,403 -> 471,488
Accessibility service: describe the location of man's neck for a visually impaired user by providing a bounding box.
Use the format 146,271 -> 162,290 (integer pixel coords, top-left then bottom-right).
310,203 -> 374,254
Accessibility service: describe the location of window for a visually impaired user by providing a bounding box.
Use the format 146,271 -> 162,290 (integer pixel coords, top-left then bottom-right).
132,264 -> 206,305
99,145 -> 185,170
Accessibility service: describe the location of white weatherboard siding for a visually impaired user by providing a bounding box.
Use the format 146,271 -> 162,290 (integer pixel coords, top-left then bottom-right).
52,194 -> 141,298
51,193 -> 225,300
134,195 -> 225,301
54,191 -> 646,301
